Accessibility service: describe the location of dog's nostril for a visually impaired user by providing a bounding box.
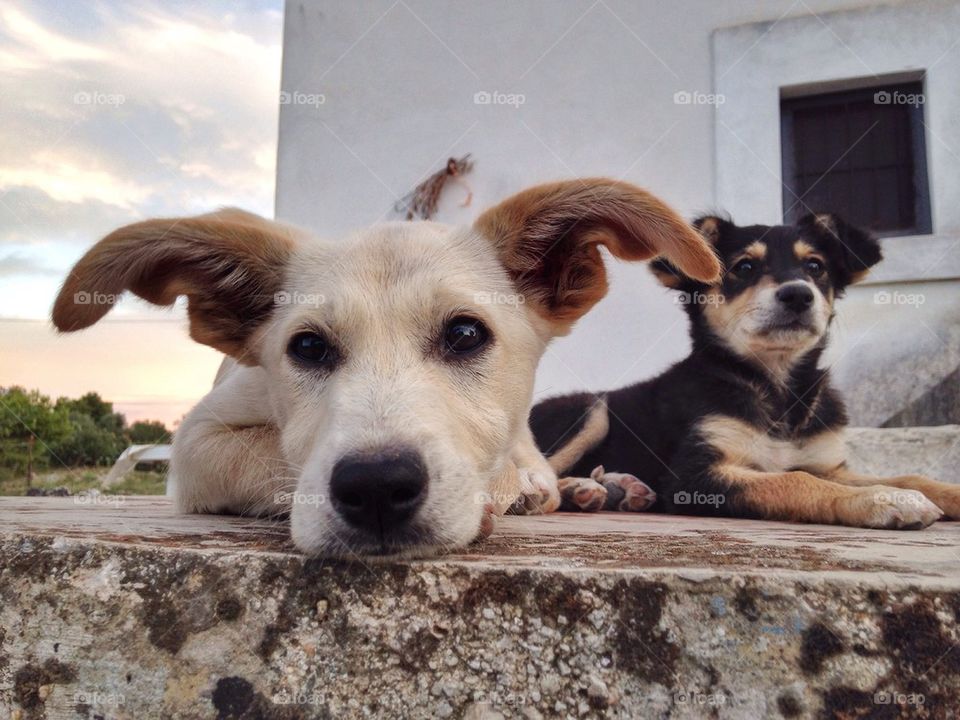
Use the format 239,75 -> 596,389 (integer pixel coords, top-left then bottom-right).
337,490 -> 364,511
776,283 -> 814,312
329,449 -> 428,536
391,485 -> 420,506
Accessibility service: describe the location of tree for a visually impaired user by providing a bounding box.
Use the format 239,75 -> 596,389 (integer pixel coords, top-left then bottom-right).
129,420 -> 170,444
0,387 -> 71,484
48,413 -> 125,467
57,392 -> 126,438
1,389 -> 172,485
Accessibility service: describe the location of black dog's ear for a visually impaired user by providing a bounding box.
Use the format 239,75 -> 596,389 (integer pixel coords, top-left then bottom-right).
797,213 -> 882,287
692,215 -> 731,246
651,215 -> 729,289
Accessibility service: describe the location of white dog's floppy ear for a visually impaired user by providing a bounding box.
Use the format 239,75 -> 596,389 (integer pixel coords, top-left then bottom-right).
650,214 -> 730,290
475,178 -> 721,333
52,208 -> 293,363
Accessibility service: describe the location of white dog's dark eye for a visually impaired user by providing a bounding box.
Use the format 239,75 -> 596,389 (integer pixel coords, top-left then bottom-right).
805,258 -> 825,277
443,316 -> 489,355
288,332 -> 331,364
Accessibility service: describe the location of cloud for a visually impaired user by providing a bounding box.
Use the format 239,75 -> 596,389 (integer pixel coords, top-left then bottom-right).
0,0 -> 283,423
0,152 -> 152,208
0,0 -> 283,319
0,4 -> 111,66
0,252 -> 60,278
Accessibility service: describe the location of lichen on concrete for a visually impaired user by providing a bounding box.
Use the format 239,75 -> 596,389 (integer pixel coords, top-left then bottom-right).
2,498 -> 960,718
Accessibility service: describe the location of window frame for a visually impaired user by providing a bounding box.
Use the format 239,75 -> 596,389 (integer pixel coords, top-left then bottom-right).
780,82 -> 932,238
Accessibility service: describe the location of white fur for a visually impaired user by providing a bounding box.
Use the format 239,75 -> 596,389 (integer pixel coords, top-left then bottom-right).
59,180 -> 716,556
171,222 -> 554,556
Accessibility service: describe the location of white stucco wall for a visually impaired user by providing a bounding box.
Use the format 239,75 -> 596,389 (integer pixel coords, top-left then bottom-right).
276,0 -> 958,423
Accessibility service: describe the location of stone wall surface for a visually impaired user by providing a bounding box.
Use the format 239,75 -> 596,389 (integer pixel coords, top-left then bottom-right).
2,498 -> 960,719
846,425 -> 960,484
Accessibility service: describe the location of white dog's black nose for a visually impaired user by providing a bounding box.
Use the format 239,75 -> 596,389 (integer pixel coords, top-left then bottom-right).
776,283 -> 814,313
330,450 -> 427,534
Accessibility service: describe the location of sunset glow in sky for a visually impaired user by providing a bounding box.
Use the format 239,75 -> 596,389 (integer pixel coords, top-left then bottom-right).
0,0 -> 284,427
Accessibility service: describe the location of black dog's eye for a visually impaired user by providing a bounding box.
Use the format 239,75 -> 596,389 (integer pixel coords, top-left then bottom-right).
731,259 -> 756,278
443,316 -> 490,356
804,258 -> 825,278
288,332 -> 332,365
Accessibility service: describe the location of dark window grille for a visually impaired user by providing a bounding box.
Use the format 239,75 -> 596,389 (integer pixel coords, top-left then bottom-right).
780,81 -> 931,236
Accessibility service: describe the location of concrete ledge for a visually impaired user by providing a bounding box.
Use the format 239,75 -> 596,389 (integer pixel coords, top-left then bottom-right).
846,425 -> 960,483
2,498 -> 960,719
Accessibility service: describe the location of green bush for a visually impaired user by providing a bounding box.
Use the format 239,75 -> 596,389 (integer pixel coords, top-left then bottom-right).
0,387 -> 171,486
129,420 -> 171,444
48,413 -> 125,466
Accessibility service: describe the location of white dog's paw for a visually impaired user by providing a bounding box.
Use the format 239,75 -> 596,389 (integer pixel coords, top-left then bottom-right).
848,487 -> 943,529
508,468 -> 561,515
473,501 -> 497,542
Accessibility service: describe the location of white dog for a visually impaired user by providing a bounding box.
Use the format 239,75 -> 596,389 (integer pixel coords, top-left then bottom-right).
53,179 -> 719,557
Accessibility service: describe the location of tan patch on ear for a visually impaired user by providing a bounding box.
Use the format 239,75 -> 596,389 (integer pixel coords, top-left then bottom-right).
848,268 -> 871,284
697,217 -> 722,244
52,210 -> 294,362
476,178 -> 721,330
814,213 -> 838,236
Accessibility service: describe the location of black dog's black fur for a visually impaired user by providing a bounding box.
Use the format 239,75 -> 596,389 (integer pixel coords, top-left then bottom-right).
531,213 -> 882,519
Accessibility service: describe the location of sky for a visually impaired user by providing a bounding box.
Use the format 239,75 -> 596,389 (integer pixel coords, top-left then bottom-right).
0,0 -> 284,427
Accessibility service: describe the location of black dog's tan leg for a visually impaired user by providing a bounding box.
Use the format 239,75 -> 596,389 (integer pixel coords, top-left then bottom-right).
827,468 -> 960,520
719,466 -> 942,529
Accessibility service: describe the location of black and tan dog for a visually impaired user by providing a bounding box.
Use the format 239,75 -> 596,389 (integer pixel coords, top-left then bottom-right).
531,213 -> 960,529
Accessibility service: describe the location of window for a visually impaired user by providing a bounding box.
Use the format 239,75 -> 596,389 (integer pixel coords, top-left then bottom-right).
780,82 -> 931,236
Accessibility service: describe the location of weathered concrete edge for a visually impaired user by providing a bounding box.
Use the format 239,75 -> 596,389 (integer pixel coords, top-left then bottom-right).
3,534 -> 960,719
6,531 -> 960,593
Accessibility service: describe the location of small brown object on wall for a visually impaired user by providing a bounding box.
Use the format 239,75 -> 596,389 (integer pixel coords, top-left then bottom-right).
395,154 -> 474,220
